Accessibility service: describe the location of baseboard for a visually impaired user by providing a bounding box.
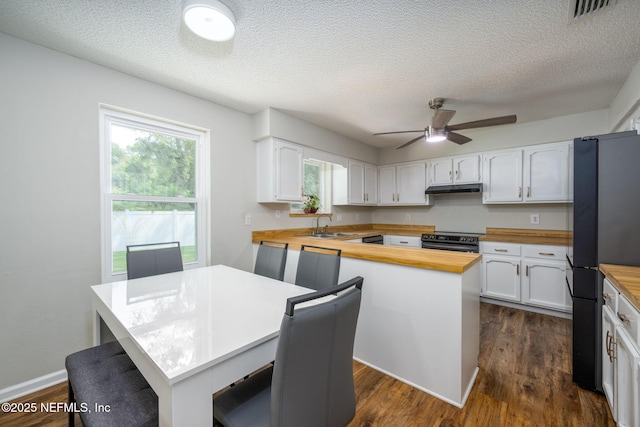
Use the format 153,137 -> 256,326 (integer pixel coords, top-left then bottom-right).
480,297 -> 572,319
0,370 -> 67,403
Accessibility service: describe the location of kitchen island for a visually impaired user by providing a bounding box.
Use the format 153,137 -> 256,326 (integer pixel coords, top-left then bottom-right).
252,227 -> 482,407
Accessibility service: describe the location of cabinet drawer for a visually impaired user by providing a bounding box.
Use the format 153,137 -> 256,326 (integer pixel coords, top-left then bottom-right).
387,235 -> 421,248
618,295 -> 640,349
481,242 -> 521,256
522,245 -> 566,261
602,278 -> 618,314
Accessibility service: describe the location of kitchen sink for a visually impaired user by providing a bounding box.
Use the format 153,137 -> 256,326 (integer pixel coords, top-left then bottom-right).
300,233 -> 357,238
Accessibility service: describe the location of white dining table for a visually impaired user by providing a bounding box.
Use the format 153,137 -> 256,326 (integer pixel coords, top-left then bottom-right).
91,264 -> 315,427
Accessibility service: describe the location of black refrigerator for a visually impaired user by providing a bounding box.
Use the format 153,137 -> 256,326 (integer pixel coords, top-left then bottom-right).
570,130 -> 640,391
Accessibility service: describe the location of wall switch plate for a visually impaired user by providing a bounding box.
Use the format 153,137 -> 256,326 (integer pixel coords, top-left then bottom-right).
245,214 -> 251,225
275,210 -> 281,218
356,214 -> 360,221
405,214 -> 411,221
336,214 -> 342,222
530,214 -> 540,224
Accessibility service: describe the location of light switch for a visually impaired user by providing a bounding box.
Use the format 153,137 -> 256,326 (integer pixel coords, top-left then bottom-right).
245,214 -> 251,225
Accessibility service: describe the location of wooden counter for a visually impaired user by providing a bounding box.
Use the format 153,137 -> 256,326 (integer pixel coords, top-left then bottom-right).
600,264 -> 640,311
253,225 -> 481,274
480,227 -> 571,246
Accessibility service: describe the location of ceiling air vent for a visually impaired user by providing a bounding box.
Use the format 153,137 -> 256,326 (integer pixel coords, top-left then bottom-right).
569,0 -> 617,20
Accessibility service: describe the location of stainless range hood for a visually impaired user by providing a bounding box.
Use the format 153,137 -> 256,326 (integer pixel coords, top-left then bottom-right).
425,183 -> 483,195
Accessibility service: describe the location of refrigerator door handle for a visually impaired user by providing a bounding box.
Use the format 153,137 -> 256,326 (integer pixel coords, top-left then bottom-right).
566,276 -> 573,298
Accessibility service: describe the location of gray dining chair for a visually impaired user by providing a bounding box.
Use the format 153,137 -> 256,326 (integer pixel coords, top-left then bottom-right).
254,240 -> 288,281
294,244 -> 341,291
126,241 -> 183,280
213,276 -> 364,427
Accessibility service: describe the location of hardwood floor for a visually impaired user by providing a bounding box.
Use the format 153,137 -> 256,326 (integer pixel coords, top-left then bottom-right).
1,303 -> 614,427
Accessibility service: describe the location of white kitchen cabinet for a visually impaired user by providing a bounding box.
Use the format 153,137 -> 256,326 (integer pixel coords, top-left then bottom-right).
523,142 -> 571,202
521,246 -> 571,312
600,276 -> 640,427
378,161 -> 431,206
482,141 -> 572,204
333,160 -> 378,205
481,242 -> 570,313
428,154 -> 482,186
602,304 -> 617,420
256,138 -> 304,203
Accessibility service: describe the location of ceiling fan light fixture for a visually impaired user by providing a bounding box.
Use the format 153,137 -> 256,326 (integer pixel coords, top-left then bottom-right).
183,0 -> 236,41
426,126 -> 447,143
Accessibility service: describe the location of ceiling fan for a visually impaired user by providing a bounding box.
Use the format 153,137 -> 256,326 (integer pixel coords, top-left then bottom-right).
374,98 -> 517,149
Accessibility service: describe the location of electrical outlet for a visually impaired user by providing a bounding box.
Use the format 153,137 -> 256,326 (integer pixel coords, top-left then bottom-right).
356,214 -> 360,221
336,214 -> 342,222
405,214 -> 411,221
275,210 -> 281,218
245,214 -> 251,225
530,214 -> 540,224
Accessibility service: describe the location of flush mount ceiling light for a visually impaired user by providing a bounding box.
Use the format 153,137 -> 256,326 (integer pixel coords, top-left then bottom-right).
426,126 -> 447,143
183,0 -> 236,41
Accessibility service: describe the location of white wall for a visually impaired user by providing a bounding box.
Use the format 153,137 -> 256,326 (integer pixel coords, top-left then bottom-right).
0,33 -> 255,390
610,57 -> 640,132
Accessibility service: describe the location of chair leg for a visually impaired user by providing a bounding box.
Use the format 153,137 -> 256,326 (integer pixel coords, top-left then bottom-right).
68,381 -> 75,427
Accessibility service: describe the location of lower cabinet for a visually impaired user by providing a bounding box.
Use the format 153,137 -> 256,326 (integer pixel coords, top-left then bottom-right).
481,242 -> 571,313
601,277 -> 640,427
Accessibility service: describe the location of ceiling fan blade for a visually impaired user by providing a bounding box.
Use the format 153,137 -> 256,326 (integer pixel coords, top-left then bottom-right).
432,109 -> 456,129
446,115 -> 517,131
447,131 -> 472,145
373,130 -> 424,136
394,134 -> 425,150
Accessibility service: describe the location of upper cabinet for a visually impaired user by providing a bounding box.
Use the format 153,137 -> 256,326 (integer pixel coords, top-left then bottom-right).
482,141 -> 572,204
379,161 -> 431,206
257,138 -> 304,203
427,154 -> 482,186
333,160 -> 378,205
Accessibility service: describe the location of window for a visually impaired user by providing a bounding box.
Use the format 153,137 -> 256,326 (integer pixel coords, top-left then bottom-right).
100,106 -> 208,281
291,159 -> 333,213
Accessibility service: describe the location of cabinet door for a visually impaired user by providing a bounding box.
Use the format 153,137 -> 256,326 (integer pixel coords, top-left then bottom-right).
524,142 -> 570,202
428,157 -> 453,186
454,154 -> 482,184
397,162 -> 427,204
347,160 -> 365,204
615,328 -> 640,427
522,259 -> 570,311
482,256 -> 521,302
602,306 -> 617,421
483,149 -> 523,203
378,165 -> 397,205
364,163 -> 378,205
275,140 -> 304,201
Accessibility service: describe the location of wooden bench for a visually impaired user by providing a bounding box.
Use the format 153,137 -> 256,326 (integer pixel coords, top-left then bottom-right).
65,340 -> 158,426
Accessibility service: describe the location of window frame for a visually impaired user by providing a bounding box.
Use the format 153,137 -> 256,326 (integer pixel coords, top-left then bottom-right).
290,158 -> 332,214
99,105 -> 208,282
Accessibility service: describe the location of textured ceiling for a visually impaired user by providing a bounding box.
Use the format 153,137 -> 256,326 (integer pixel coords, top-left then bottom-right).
1,0 -> 640,148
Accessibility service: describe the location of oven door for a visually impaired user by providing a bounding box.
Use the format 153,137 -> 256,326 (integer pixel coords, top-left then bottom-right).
421,242 -> 478,252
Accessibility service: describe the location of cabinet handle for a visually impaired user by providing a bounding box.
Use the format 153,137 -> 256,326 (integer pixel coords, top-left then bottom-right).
525,265 -> 529,276
301,187 -> 304,197
606,330 -> 616,362
449,171 -> 452,179
618,313 -> 631,323
397,193 -> 400,202
603,292 -> 613,301
455,170 -> 459,179
494,248 -> 508,252
527,186 -> 531,198
538,252 -> 555,256
400,241 -> 409,244
516,264 -> 520,275
518,187 -> 522,198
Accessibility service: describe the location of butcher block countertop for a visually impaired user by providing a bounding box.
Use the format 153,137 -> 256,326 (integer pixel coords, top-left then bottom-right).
480,228 -> 571,246
600,264 -> 640,312
252,224 -> 481,274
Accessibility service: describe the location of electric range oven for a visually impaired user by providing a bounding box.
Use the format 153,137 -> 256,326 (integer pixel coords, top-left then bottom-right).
420,231 -> 483,253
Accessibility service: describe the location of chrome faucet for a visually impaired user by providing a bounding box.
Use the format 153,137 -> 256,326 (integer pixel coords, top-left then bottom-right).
314,214 -> 332,234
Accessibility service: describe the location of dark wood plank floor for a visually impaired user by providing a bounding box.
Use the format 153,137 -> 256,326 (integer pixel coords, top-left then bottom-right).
1,303 -> 614,427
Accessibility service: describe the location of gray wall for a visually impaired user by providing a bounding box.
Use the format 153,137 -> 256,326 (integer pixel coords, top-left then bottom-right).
0,33 -> 255,389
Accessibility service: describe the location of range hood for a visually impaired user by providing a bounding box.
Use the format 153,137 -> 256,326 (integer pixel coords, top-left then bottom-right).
425,183 -> 483,195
